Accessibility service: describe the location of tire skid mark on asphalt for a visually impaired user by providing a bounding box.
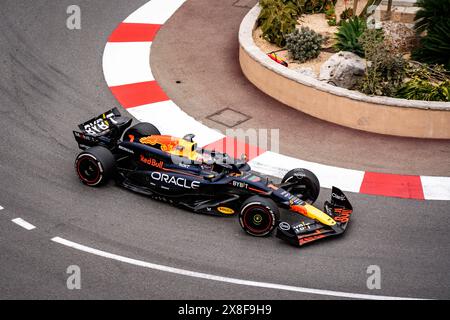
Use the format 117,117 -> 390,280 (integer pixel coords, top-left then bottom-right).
101,0 -> 450,201
51,236 -> 426,300
11,218 -> 36,231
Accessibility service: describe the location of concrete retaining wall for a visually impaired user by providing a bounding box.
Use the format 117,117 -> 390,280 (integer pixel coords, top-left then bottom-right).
238,4 -> 450,139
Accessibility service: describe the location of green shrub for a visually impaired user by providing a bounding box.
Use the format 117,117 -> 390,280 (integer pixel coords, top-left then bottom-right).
357,29 -> 406,96
324,3 -> 335,19
396,79 -> 450,101
301,0 -> 337,14
396,63 -> 450,101
324,2 -> 336,25
257,0 -> 338,47
286,27 -> 324,62
327,18 -> 337,26
333,17 -> 367,57
258,0 -> 300,47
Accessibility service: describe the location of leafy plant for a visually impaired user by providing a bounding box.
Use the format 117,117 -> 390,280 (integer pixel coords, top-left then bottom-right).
286,27 -> 324,62
257,0 -> 338,47
324,2 -> 336,26
297,0 -> 336,14
334,16 -> 367,56
357,29 -> 406,96
396,79 -> 450,102
396,62 -> 450,101
412,0 -> 450,70
258,0 -> 300,47
324,3 -> 335,19
327,18 -> 337,26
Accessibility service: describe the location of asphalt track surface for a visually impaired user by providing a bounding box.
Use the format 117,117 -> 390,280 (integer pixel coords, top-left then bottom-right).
0,0 -> 449,299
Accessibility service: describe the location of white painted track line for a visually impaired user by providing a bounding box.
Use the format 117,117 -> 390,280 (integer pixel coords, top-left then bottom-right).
12,218 -> 36,231
51,236 -> 425,300
0,205 -> 4,211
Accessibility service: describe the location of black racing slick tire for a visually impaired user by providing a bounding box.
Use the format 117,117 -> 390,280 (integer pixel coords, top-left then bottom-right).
239,196 -> 280,237
75,146 -> 115,187
123,122 -> 160,142
281,168 -> 320,204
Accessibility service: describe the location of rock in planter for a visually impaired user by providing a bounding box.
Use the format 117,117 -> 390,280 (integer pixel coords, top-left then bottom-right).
319,51 -> 366,89
294,67 -> 317,79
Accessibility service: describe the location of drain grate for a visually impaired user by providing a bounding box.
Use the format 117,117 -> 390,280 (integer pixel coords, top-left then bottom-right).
207,108 -> 251,128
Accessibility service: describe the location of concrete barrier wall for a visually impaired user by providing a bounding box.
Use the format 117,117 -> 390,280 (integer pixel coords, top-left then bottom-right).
238,5 -> 450,139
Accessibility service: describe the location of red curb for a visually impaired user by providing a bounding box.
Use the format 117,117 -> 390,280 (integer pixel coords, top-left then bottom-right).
359,172 -> 425,200
109,81 -> 170,108
108,23 -> 161,42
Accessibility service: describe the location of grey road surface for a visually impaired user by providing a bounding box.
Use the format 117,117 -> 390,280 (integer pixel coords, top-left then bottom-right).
0,0 -> 449,299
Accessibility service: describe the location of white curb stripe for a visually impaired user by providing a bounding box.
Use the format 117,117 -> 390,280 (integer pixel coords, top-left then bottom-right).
12,218 -> 36,231
128,101 -> 225,147
420,176 -> 450,201
103,42 -> 154,87
249,151 -> 365,193
51,236 -> 424,300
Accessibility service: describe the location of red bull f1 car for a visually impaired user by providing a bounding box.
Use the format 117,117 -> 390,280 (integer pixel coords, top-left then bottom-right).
73,108 -> 354,247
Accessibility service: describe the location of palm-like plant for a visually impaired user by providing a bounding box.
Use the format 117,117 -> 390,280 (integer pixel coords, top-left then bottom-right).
412,18 -> 450,70
334,16 -> 367,56
414,0 -> 450,33
412,0 -> 450,70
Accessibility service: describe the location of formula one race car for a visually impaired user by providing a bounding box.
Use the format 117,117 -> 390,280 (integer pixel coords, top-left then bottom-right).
73,108 -> 354,247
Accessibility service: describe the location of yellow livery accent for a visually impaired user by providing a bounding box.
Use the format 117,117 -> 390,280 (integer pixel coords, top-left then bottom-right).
217,207 -> 235,215
304,204 -> 336,226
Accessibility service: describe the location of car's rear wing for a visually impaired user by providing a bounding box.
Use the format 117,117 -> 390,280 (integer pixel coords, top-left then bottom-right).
73,108 -> 132,150
78,107 -> 122,136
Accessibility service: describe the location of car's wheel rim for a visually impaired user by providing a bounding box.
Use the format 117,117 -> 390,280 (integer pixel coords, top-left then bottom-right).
77,156 -> 101,184
242,205 -> 273,235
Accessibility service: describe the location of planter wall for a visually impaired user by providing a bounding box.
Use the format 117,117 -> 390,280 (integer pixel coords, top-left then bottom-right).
239,4 -> 450,139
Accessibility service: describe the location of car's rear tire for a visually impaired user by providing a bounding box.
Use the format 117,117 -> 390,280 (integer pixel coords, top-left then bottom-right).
282,168 -> 320,204
239,196 -> 280,237
75,146 -> 115,187
123,122 -> 160,142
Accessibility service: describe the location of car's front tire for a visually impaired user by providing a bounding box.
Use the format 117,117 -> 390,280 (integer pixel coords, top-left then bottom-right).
239,196 -> 280,237
75,146 -> 115,187
282,168 -> 320,204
